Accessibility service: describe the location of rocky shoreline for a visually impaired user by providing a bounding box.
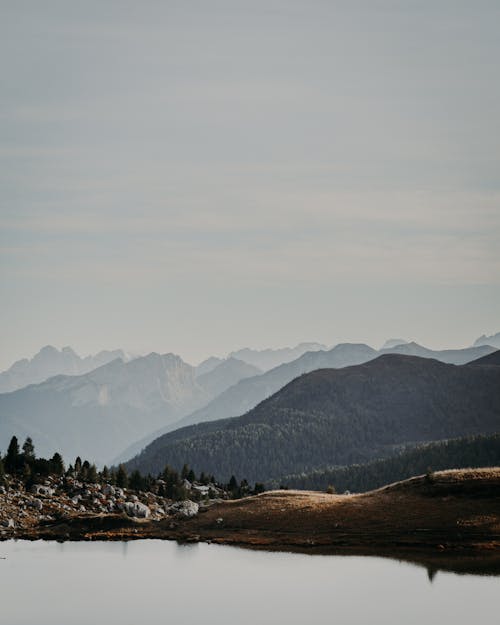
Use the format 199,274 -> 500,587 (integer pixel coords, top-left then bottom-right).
2,468 -> 500,574
0,474 -> 223,538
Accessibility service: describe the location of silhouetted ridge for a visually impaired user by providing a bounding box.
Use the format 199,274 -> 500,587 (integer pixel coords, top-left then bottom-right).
125,354 -> 500,482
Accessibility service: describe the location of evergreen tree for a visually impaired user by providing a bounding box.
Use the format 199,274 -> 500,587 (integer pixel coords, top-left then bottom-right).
50,453 -> 65,476
116,464 -> 128,488
199,471 -> 209,485
74,456 -> 82,474
187,468 -> 196,483
101,465 -> 110,480
22,437 -> 35,460
0,457 -> 5,484
129,469 -> 144,491
5,436 -> 20,473
80,460 -> 90,481
181,464 -> 190,480
87,464 -> 98,483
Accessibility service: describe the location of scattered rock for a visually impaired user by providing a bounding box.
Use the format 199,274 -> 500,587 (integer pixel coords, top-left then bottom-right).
169,500 -> 199,518
31,485 -> 54,496
123,501 -> 151,519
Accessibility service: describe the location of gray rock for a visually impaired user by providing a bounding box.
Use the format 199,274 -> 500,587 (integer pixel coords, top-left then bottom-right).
169,500 -> 199,518
31,485 -> 54,496
123,501 -> 151,518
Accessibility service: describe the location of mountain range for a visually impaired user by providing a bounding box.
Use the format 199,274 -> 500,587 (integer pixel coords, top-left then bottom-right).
474,332 -> 500,349
160,341 -> 496,436
125,352 -> 500,482
0,353 -> 258,465
0,345 -> 129,394
228,342 -> 328,372
0,336 -> 497,468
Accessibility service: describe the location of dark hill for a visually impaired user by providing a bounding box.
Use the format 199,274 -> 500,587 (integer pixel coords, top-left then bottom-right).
125,354 -> 500,482
152,342 -> 495,437
274,433 -> 500,493
468,349 -> 500,367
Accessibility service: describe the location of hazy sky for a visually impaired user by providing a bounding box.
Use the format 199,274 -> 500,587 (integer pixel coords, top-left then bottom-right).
1,1 -> 499,368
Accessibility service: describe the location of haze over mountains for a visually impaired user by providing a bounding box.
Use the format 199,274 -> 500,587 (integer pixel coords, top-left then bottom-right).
125,353 -> 500,482
164,341 -> 496,435
0,335 -> 497,468
228,342 -> 327,372
0,353 -> 259,464
0,345 -> 129,394
474,332 -> 500,349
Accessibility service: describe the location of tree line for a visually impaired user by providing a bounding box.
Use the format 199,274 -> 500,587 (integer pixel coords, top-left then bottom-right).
0,435 -> 265,500
272,433 -> 500,493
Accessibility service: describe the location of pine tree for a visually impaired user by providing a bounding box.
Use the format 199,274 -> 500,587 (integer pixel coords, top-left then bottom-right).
116,464 -> 128,488
74,457 -> 82,473
0,457 -> 5,484
87,464 -> 98,483
129,469 -> 144,491
5,436 -> 20,473
50,453 -> 65,476
22,437 -> 35,460
181,464 -> 190,480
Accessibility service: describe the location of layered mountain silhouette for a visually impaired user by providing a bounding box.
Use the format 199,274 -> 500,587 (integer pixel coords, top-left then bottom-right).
474,331 -> 500,349
0,345 -> 128,394
125,354 -> 500,482
160,342 -> 496,436
0,354 -> 258,465
379,341 -> 495,363
229,342 -> 327,372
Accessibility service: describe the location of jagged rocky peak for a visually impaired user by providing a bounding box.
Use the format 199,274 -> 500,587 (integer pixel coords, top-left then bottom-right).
0,345 -> 129,394
474,332 -> 500,349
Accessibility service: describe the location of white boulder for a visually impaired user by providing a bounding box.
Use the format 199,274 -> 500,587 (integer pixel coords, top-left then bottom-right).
169,500 -> 199,518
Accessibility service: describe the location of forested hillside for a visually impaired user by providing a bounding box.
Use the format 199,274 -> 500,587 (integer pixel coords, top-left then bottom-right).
125,355 -> 500,482
273,434 -> 500,492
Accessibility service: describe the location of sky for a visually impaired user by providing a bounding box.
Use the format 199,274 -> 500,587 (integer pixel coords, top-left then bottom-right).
1,0 -> 499,369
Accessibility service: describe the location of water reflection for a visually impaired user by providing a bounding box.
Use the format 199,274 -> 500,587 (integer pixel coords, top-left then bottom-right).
0,540 -> 498,625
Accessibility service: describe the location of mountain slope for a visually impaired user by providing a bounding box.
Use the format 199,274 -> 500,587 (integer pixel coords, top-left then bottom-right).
125,354 -> 500,481
162,342 -> 495,435
474,331 -> 500,349
195,358 -> 261,397
229,342 -> 328,371
0,350 -> 265,466
0,353 -> 210,465
468,349 -> 500,367
379,341 -> 495,364
0,345 -> 128,393
274,433 -> 500,492
110,357 -> 264,465
168,343 -> 378,432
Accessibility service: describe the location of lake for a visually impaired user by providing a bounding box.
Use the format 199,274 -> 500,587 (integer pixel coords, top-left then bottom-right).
0,540 -> 498,625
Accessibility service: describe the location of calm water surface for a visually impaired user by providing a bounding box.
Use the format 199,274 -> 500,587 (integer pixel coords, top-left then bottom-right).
0,540 -> 498,625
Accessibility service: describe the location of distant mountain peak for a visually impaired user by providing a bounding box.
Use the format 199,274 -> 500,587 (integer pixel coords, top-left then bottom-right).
0,346 -> 129,394
381,338 -> 408,350
474,332 -> 500,349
